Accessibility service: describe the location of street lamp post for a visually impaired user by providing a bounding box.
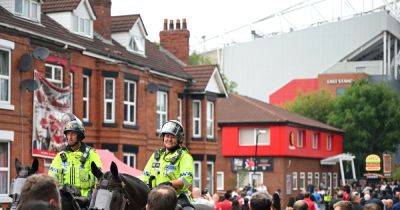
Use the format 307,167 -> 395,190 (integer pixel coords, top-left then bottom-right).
252,129 -> 266,188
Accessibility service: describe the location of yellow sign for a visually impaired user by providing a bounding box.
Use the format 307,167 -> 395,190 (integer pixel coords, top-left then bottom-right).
366,154 -> 381,171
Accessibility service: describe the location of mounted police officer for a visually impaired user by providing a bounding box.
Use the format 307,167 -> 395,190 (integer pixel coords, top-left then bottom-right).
48,115 -> 102,207
142,120 -> 195,210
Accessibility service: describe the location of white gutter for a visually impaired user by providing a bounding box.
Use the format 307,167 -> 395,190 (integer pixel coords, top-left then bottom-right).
0,22 -> 86,50
82,51 -> 117,63
149,70 -> 188,82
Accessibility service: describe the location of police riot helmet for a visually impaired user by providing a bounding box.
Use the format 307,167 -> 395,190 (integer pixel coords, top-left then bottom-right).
62,113 -> 85,140
160,120 -> 184,143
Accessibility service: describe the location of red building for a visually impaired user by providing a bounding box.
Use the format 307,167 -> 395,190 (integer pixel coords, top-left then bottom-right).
216,94 -> 344,206
0,0 -> 227,205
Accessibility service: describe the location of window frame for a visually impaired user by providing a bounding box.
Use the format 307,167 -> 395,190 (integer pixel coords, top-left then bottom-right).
299,172 -> 306,191
192,100 -> 201,137
82,75 -> 90,122
322,173 -> 327,188
103,78 -> 115,123
327,172 -> 332,190
123,153 -> 136,169
292,172 -> 298,190
307,172 -> 313,186
123,80 -> 137,125
72,15 -> 92,37
333,173 -> 338,189
14,0 -> 40,22
327,135 -> 333,151
193,161 -> 202,189
0,48 -> 12,108
314,172 -> 320,189
206,101 -> 214,139
216,171 -> 224,191
206,161 -> 214,194
312,132 -> 319,149
297,130 -> 304,147
156,91 -> 168,132
44,63 -> 63,87
0,142 -> 10,199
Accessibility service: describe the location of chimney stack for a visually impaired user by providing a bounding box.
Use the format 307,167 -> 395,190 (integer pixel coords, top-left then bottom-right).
92,0 -> 112,40
159,18 -> 190,64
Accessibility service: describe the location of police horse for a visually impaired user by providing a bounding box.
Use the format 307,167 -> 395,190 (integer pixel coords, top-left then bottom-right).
89,161 -> 150,210
9,158 -> 39,210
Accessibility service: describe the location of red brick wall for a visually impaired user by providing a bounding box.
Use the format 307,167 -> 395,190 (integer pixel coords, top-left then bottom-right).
318,73 -> 369,95
159,19 -> 190,64
92,0 -> 112,40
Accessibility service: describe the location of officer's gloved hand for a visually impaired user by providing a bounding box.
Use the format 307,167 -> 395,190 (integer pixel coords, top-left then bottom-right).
158,181 -> 172,187
75,196 -> 90,207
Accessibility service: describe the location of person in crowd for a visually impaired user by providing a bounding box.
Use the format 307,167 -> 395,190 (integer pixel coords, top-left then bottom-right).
273,189 -> 282,210
293,200 -> 308,210
191,187 -> 214,208
17,174 -> 61,210
242,197 -> 250,210
286,197 -> 295,210
304,192 -> 316,210
313,188 -> 323,210
212,193 -> 221,206
368,192 -> 384,210
232,199 -> 242,210
146,185 -> 178,210
250,192 -> 272,210
48,115 -> 102,205
364,203 -> 383,210
352,192 -> 363,210
333,201 -> 354,210
215,191 -> 232,210
19,200 -> 57,210
330,190 -> 344,210
142,120 -> 194,210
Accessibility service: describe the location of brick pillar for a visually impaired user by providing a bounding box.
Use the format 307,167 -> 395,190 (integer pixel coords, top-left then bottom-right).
159,18 -> 190,64
92,0 -> 112,40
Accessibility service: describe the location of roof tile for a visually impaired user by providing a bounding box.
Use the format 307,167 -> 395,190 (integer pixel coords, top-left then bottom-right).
42,0 -> 81,13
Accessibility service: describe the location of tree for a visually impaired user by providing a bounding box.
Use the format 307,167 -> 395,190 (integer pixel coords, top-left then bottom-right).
221,73 -> 238,94
188,51 -> 211,65
284,90 -> 335,123
327,80 -> 400,175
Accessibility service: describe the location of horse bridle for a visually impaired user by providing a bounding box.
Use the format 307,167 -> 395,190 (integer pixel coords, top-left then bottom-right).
90,177 -> 132,210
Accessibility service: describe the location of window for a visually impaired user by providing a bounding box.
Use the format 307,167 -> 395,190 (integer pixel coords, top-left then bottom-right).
327,172 -> 332,190
297,130 -> 304,147
321,173 -> 327,189
312,133 -> 319,149
307,172 -> 313,186
83,76 -> 89,122
299,172 -> 306,190
249,172 -> 263,187
45,64 -> 63,87
333,173 -> 338,189
289,131 -> 295,149
327,135 -> 333,151
104,78 -> 115,123
124,80 -> 137,125
292,172 -> 298,190
206,161 -> 214,194
156,91 -> 168,132
206,101 -> 214,138
72,15 -> 92,37
70,73 -> 73,111
314,172 -> 320,189
217,172 -> 224,191
0,49 -> 11,107
14,0 -> 40,21
192,100 -> 201,137
239,128 -> 270,145
128,35 -> 145,54
193,161 -> 201,189
123,153 -> 136,168
177,98 -> 182,122
0,142 -> 10,198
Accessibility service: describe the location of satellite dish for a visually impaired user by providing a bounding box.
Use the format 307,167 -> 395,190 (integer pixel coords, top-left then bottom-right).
32,47 -> 50,61
18,53 -> 33,72
146,83 -> 158,93
20,79 -> 39,91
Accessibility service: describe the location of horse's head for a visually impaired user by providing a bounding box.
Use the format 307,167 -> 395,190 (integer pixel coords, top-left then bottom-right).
15,158 -> 39,178
90,161 -> 149,210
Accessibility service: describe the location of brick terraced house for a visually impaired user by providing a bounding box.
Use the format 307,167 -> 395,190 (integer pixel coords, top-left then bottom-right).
0,0 -> 227,205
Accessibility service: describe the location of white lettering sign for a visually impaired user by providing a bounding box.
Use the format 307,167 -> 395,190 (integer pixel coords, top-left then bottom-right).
326,79 -> 353,84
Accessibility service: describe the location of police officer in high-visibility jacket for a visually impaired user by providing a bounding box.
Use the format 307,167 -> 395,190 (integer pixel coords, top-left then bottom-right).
48,117 -> 102,204
142,120 -> 194,210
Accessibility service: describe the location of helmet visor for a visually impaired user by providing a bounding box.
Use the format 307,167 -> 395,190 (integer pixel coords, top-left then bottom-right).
161,121 -> 180,136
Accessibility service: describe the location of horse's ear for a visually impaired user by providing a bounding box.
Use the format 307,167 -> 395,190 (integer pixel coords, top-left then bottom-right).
91,161 -> 103,179
110,161 -> 119,178
29,158 -> 39,175
15,158 -> 22,174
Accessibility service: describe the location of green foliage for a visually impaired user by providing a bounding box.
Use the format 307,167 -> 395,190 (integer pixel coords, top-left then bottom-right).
327,80 -> 400,174
221,73 -> 238,94
188,52 -> 211,65
284,90 -> 335,123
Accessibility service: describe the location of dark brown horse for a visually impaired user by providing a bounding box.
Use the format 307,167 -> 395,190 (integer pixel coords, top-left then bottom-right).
90,161 -> 149,210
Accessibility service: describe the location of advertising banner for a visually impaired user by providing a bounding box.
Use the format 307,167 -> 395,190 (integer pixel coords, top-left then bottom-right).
383,154 -> 392,176
365,154 -> 381,171
32,71 -> 71,158
232,157 -> 273,172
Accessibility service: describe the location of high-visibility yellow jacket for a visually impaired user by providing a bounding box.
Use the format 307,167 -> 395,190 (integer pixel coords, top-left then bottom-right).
141,147 -> 194,197
48,143 -> 102,197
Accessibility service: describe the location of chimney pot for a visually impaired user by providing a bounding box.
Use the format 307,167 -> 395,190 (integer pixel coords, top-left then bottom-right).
163,19 -> 168,30
182,18 -> 187,29
176,19 -> 181,30
169,20 -> 174,30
